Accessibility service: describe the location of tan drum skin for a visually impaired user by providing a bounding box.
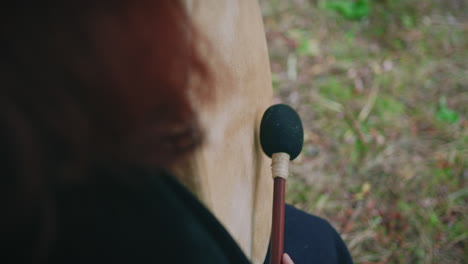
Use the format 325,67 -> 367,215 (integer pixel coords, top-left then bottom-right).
172,1 -> 274,263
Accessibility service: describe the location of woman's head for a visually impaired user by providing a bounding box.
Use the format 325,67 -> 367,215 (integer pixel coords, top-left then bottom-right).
2,0 -> 210,167
1,0 -> 211,257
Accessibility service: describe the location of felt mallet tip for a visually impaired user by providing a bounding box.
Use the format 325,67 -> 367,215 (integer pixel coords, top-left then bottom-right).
260,104 -> 304,160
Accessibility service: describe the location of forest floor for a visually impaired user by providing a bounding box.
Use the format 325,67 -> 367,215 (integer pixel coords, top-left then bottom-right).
259,0 -> 467,263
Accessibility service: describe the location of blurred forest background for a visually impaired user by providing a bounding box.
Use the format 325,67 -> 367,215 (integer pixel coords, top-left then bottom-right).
259,0 -> 467,263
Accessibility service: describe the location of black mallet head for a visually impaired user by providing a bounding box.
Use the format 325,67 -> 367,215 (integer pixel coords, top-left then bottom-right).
260,104 -> 304,160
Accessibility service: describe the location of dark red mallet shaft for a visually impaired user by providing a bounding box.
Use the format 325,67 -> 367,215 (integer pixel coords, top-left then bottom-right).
259,104 -> 303,264
270,177 -> 286,264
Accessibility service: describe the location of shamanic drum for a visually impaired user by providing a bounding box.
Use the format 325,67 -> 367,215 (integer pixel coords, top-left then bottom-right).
173,1 -> 274,263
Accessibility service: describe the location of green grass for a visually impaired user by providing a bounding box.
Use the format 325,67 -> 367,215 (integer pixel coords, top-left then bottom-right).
261,0 -> 467,263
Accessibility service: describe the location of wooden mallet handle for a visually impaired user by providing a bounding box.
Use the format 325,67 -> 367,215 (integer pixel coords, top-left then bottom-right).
260,104 -> 303,264
270,152 -> 290,264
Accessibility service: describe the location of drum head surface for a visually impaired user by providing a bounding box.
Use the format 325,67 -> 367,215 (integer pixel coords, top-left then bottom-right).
173,1 -> 274,263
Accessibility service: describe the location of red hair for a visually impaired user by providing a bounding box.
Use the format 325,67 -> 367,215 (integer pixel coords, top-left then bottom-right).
1,0 -> 211,259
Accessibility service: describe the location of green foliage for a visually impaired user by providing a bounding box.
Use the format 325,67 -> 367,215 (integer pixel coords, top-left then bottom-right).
288,29 -> 320,57
397,200 -> 411,212
319,78 -> 352,101
447,221 -> 466,240
429,211 -> 441,228
286,178 -> 311,205
374,96 -> 405,121
436,97 -> 460,124
298,38 -> 319,57
325,0 -> 370,20
434,168 -> 453,181
401,14 -> 415,29
261,0 -> 467,262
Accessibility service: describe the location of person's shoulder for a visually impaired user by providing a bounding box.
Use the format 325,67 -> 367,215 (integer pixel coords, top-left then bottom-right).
284,204 -> 354,264
50,167 -> 250,264
285,204 -> 333,228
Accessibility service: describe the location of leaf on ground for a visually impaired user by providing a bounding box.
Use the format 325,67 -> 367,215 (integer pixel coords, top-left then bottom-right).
325,0 -> 370,20
436,97 -> 460,124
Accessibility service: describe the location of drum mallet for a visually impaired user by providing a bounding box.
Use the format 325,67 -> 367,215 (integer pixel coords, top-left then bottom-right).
260,104 -> 304,264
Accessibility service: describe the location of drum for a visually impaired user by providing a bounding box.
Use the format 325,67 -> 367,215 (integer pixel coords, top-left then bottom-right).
172,1 -> 273,263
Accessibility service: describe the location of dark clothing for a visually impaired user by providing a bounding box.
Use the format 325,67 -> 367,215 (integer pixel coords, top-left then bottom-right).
9,168 -> 352,263
48,168 -> 250,264
264,205 -> 353,264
